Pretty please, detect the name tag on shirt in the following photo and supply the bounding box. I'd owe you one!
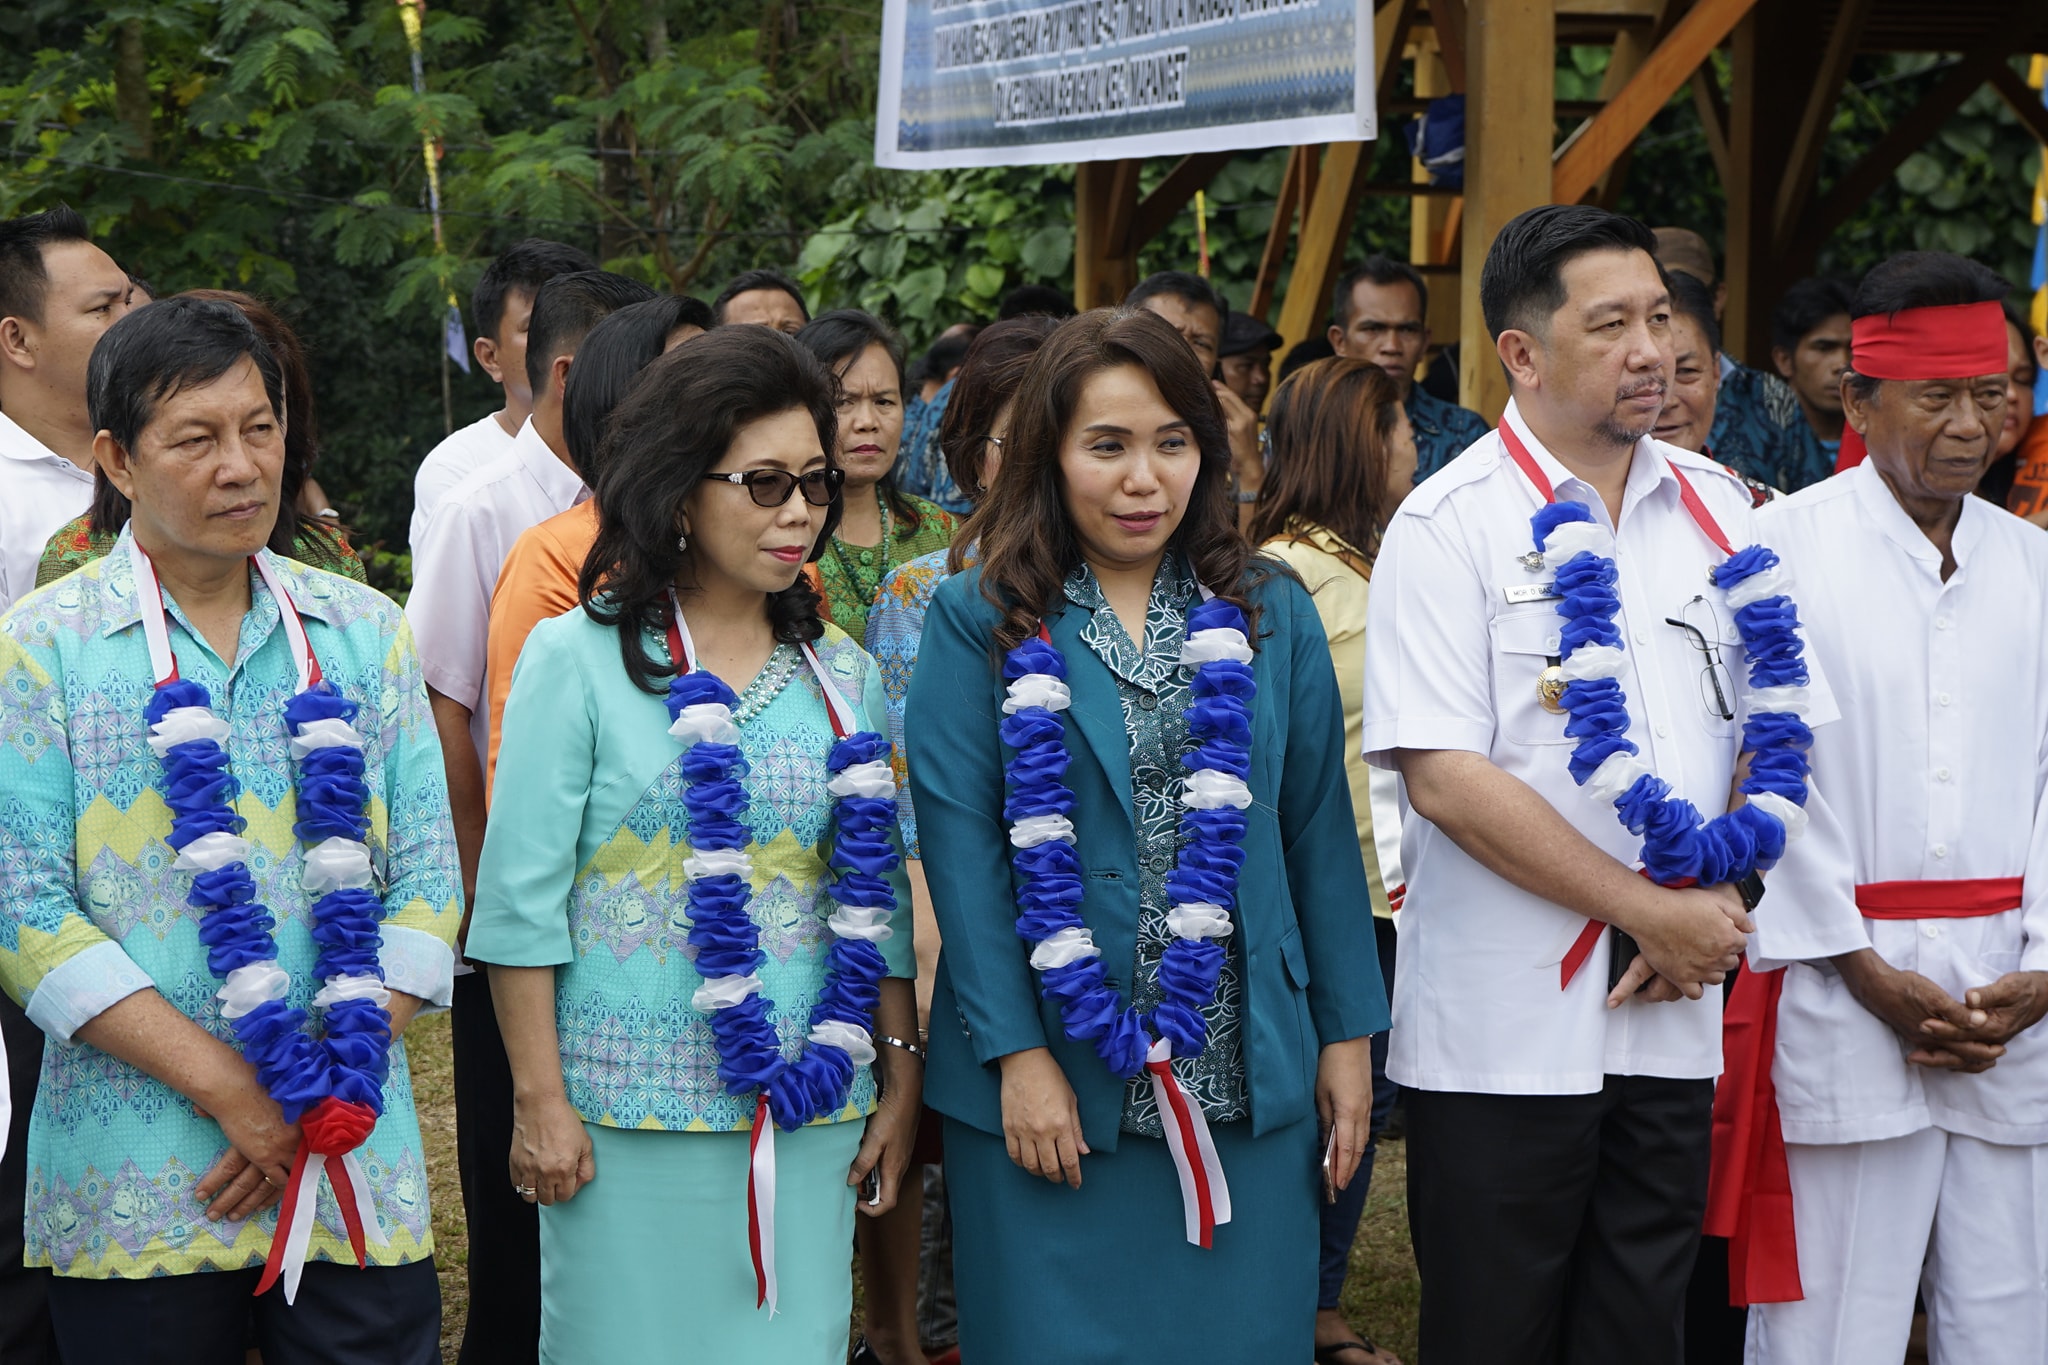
[1503,583,1561,604]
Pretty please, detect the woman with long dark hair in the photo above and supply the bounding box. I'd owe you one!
[467,326,921,1362]
[1248,356,1417,1365]
[906,309,1386,1362]
[34,288,365,586]
[795,309,958,643]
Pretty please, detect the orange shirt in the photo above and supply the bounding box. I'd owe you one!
[2007,414,2048,521]
[484,499,599,794]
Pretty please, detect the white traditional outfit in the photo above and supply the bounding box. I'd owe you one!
[1362,398,1853,1363]
[1729,456,2048,1364]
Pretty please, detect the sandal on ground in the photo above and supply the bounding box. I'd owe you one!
[1314,1339,1402,1365]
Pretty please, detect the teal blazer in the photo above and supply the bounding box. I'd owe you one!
[905,564,1388,1148]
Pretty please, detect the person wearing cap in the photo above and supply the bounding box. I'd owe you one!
[1218,311,1281,412]
[1327,256,1491,483]
[1714,250,2048,1363]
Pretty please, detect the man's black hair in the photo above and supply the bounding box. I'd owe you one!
[1124,270,1224,323]
[712,269,809,325]
[0,203,92,326]
[913,328,979,385]
[471,238,599,346]
[562,294,708,481]
[1331,255,1430,328]
[1277,335,1335,385]
[1768,276,1857,357]
[524,270,658,396]
[1479,204,1659,341]
[1844,252,2009,401]
[998,283,1077,320]
[1662,267,1722,356]
[87,295,285,456]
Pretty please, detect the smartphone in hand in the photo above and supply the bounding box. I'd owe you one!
[1321,1126,1339,1204]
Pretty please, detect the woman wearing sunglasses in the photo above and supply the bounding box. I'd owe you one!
[468,326,921,1363]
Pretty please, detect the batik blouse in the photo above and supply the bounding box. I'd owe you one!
[468,609,916,1132]
[808,493,957,647]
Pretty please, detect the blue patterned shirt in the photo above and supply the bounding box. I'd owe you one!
[1708,363,1837,494]
[468,612,916,1133]
[0,534,461,1278]
[894,378,972,515]
[1408,385,1494,482]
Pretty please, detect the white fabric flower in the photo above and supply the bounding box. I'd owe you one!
[668,703,740,746]
[147,706,230,755]
[1542,520,1610,567]
[312,973,393,1010]
[1744,685,1813,718]
[302,837,374,894]
[1583,750,1652,804]
[174,831,252,873]
[1009,814,1076,848]
[692,973,764,1011]
[826,759,896,800]
[1029,926,1100,970]
[288,717,366,758]
[1181,770,1253,810]
[684,848,753,880]
[1166,902,1236,941]
[1559,643,1628,681]
[1722,563,1791,610]
[1746,789,1809,841]
[807,1019,877,1066]
[827,903,894,942]
[1003,673,1072,714]
[1179,628,1253,666]
[217,961,291,1019]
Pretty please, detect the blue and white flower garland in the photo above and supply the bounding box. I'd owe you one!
[999,592,1252,1247]
[663,592,897,1312]
[135,544,390,1306]
[1509,438,1813,925]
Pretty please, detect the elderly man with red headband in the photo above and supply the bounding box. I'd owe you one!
[1709,250,2048,1364]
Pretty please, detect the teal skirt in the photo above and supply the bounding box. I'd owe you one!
[538,1119,864,1364]
[944,1113,1318,1364]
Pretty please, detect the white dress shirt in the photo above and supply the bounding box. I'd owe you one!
[1362,398,1847,1095]
[1757,460,2048,1147]
[0,410,94,612]
[409,411,517,557]
[405,418,584,778]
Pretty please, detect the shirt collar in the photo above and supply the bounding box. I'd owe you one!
[0,409,90,478]
[1499,398,1677,520]
[96,525,344,640]
[1846,453,1985,572]
[512,416,588,509]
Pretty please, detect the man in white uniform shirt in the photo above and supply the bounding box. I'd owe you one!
[408,238,596,554]
[0,202,133,1365]
[1363,205,1852,1363]
[403,266,650,1365]
[1724,253,2048,1363]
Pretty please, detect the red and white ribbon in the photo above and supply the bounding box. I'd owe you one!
[1143,1038,1231,1248]
[254,1098,387,1304]
[747,1095,778,1314]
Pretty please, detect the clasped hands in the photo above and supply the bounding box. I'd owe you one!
[1605,881,1753,1008]
[1833,949,2048,1073]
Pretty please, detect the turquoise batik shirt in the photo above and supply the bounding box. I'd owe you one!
[1062,556,1249,1136]
[866,544,979,860]
[0,532,461,1278]
[468,608,915,1133]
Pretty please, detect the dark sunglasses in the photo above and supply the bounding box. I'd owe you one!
[701,468,844,508]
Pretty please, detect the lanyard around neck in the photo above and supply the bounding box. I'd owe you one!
[130,539,322,693]
[1498,417,1734,558]
[666,588,854,739]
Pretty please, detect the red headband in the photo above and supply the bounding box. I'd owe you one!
[1850,300,2008,381]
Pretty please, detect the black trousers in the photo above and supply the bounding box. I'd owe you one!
[1407,1074,1714,1365]
[49,1257,440,1365]
[0,994,54,1365]
[451,967,539,1364]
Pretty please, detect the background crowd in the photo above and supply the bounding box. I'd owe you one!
[0,183,2044,1365]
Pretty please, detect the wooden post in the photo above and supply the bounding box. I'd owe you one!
[1073,159,1142,312]
[1274,142,1370,360]
[1250,147,1313,321]
[1459,0,1554,420]
[1410,32,1462,355]
[1724,6,1806,363]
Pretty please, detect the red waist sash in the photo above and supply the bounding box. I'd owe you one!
[1705,876,2026,1306]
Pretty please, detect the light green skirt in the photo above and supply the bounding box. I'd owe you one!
[538,1119,865,1364]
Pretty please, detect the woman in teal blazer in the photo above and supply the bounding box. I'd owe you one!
[906,308,1388,1364]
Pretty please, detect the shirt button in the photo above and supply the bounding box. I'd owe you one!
[1934,616,1951,630]
[1138,692,1159,711]
[1938,692,1953,706]
[1145,852,1169,873]
[1545,635,1561,652]
[1635,629,1650,645]
[1922,923,1941,940]
[1936,768,1952,782]
[1933,844,1949,859]
[1656,723,1670,738]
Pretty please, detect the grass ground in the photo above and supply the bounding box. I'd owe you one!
[409,1008,1424,1361]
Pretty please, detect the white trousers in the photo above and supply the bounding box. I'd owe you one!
[1746,1128,2048,1365]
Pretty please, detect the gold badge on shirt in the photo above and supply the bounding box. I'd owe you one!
[1537,664,1568,714]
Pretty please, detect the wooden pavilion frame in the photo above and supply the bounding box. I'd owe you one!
[1070,0,2048,419]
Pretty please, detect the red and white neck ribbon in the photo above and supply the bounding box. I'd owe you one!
[131,541,321,691]
[256,1097,389,1304]
[746,1095,779,1314]
[1143,1037,1231,1248]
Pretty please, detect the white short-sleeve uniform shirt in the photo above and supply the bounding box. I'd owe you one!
[1362,399,1846,1096]
[404,418,584,779]
[0,411,94,612]
[409,411,517,558]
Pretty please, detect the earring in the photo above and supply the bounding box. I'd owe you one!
[676,532,689,552]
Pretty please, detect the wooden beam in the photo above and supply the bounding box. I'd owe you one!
[1787,46,2013,268]
[1250,147,1311,321]
[1461,0,1555,419]
[1377,0,1422,108]
[1128,152,1235,256]
[1552,0,1760,206]
[1588,0,1676,209]
[1275,141,1370,364]
[1770,0,1874,254]
[1990,61,2048,146]
[1073,159,1143,312]
[1689,66,1731,188]
[1725,5,1806,361]
[1429,0,1468,91]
